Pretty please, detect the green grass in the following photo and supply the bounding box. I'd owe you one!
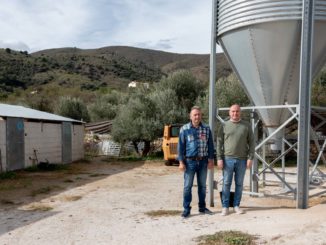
[102,154,163,162]
[196,231,258,245]
[25,163,69,172]
[0,171,17,180]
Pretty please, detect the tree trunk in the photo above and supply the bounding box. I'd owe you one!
[132,141,140,156]
[142,140,151,157]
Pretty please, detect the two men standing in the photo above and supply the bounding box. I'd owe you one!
[178,104,254,217]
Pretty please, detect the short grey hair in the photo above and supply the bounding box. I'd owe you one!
[190,106,201,112]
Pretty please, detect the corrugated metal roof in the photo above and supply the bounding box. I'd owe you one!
[85,120,112,134]
[0,103,83,123]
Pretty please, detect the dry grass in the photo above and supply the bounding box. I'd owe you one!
[0,199,15,205]
[62,195,82,202]
[196,230,258,245]
[30,185,63,197]
[145,210,181,217]
[309,195,326,206]
[89,173,109,178]
[63,179,75,183]
[0,178,32,191]
[24,203,53,212]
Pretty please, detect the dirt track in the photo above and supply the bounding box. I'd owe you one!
[0,158,326,245]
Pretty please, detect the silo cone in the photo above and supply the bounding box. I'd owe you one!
[217,0,326,150]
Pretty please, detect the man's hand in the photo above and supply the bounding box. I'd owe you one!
[247,160,253,169]
[217,160,223,170]
[179,161,186,171]
[207,159,214,170]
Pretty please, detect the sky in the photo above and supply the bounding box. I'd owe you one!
[0,0,222,54]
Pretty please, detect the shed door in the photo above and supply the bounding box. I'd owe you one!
[62,122,72,164]
[6,118,25,170]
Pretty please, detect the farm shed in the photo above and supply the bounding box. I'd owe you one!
[0,103,84,172]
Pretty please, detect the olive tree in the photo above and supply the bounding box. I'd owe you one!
[111,70,203,156]
[88,90,127,121]
[195,73,250,121]
[312,68,326,106]
[149,87,188,125]
[55,96,90,122]
[216,73,250,108]
[157,70,204,112]
[111,89,160,156]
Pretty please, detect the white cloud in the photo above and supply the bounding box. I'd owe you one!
[106,0,214,53]
[0,0,91,51]
[0,0,221,54]
[0,40,30,51]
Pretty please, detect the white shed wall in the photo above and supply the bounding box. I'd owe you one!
[0,120,6,172]
[72,124,84,161]
[24,122,62,167]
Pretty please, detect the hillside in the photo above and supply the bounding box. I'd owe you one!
[0,46,231,106]
[32,46,231,86]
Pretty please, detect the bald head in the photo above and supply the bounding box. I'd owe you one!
[229,104,241,122]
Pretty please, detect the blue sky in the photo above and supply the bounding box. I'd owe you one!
[0,0,221,54]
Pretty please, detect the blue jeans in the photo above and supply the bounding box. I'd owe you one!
[221,158,247,208]
[183,159,208,212]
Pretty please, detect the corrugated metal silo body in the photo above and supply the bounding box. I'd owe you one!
[6,118,25,171]
[0,104,85,172]
[217,0,326,148]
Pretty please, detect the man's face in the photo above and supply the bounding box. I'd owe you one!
[229,105,241,122]
[190,109,202,127]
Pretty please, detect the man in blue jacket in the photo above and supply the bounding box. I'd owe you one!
[178,106,215,218]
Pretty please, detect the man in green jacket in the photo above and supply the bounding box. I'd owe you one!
[217,104,254,216]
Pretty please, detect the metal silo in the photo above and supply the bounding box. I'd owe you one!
[216,0,326,149]
[208,0,326,209]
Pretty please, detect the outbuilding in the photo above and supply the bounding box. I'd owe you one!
[0,103,84,172]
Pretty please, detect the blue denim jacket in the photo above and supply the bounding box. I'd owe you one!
[177,122,214,161]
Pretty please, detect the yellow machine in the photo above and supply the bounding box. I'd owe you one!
[162,124,182,165]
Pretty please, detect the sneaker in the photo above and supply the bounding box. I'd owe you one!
[221,207,229,216]
[181,210,190,218]
[234,206,244,214]
[199,208,213,215]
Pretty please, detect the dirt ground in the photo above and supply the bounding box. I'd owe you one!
[0,158,326,245]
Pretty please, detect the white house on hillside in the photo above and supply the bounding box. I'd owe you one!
[128,81,149,89]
